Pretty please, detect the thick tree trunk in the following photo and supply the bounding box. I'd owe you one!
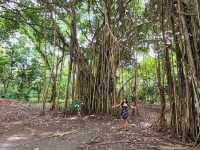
[64,57,72,111]
[92,0,117,113]
[168,0,200,141]
[164,47,176,134]
[41,71,50,115]
[50,75,57,110]
[50,61,60,110]
[69,7,94,114]
[161,0,175,133]
[156,51,166,129]
[171,12,187,137]
[71,64,76,101]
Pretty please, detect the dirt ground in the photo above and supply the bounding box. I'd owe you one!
[0,99,193,150]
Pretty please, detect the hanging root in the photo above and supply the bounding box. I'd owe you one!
[152,117,168,132]
[195,132,200,146]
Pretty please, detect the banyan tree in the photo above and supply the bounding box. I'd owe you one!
[148,0,200,142]
[65,0,144,114]
[1,0,200,143]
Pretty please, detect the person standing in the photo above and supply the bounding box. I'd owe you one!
[112,98,133,131]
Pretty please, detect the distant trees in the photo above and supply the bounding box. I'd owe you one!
[0,35,45,100]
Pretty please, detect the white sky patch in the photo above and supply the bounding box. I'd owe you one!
[25,42,34,50]
[137,45,156,62]
[144,0,150,4]
[149,45,156,57]
[31,0,40,6]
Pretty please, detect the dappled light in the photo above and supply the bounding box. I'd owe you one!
[7,135,27,141]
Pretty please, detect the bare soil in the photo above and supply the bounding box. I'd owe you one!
[0,99,193,150]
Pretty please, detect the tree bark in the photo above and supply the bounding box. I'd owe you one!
[156,51,166,129]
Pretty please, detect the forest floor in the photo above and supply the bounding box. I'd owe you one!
[0,99,194,150]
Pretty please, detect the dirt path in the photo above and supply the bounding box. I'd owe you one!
[0,99,192,150]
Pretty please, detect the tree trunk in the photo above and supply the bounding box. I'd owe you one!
[92,0,117,113]
[161,0,175,133]
[169,0,200,141]
[156,51,167,129]
[165,47,176,134]
[41,70,50,115]
[64,57,72,111]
